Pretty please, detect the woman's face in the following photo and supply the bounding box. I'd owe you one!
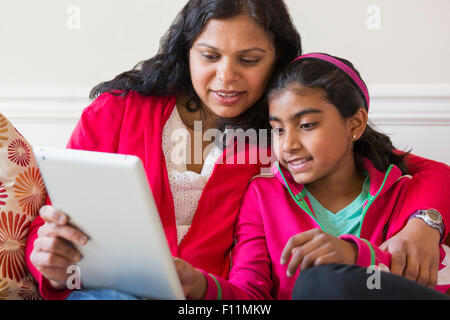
[189,15,276,119]
[269,87,357,187]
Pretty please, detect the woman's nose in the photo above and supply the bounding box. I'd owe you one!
[216,59,239,83]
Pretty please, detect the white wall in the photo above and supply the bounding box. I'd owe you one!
[1,0,449,163]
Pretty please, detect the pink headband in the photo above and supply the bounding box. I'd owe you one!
[291,53,370,111]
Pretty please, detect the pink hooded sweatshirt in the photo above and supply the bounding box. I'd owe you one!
[201,158,450,299]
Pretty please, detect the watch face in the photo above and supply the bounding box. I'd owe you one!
[425,209,442,224]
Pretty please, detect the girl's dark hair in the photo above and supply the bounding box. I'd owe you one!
[267,55,410,174]
[89,0,301,131]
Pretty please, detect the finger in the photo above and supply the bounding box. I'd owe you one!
[30,250,73,270]
[299,242,332,272]
[389,250,407,276]
[173,258,188,274]
[281,228,321,265]
[286,236,325,276]
[313,252,339,267]
[416,262,431,287]
[429,260,439,288]
[34,236,83,262]
[379,239,390,251]
[38,223,88,246]
[286,244,317,277]
[39,205,68,225]
[38,266,71,288]
[403,254,420,282]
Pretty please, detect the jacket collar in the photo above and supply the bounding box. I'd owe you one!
[271,156,403,200]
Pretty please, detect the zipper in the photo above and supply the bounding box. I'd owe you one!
[276,162,323,229]
[276,161,396,238]
[355,164,395,238]
[294,189,314,217]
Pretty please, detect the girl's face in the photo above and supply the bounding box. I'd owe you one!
[189,15,276,119]
[269,86,361,187]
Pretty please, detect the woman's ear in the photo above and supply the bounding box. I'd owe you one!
[349,108,368,140]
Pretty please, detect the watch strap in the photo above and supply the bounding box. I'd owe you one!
[409,209,445,242]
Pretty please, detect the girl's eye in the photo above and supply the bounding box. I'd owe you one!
[299,122,317,130]
[272,127,285,135]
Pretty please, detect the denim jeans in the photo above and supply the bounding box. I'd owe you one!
[66,289,142,300]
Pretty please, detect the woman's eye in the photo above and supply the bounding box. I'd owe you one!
[240,57,260,64]
[300,122,317,130]
[202,53,219,61]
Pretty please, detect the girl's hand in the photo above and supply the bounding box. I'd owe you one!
[280,228,357,277]
[174,258,207,300]
[29,205,88,290]
[380,217,441,288]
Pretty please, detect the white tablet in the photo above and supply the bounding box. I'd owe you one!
[33,146,185,300]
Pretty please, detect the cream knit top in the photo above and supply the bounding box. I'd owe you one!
[162,106,222,245]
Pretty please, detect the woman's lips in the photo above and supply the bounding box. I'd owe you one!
[211,90,245,106]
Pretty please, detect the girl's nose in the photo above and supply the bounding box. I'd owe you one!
[216,59,239,83]
[283,130,301,154]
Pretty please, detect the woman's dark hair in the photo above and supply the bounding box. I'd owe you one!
[267,55,410,174]
[89,0,301,131]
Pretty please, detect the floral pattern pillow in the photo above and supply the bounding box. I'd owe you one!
[0,113,46,300]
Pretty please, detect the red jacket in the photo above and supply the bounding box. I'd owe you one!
[25,91,450,299]
[25,91,264,299]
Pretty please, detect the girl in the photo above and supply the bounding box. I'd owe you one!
[175,53,450,299]
[25,0,448,298]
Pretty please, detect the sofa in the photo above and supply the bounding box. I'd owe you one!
[0,113,45,299]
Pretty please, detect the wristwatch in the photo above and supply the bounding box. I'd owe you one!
[410,209,445,241]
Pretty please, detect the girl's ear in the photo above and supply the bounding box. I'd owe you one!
[349,108,368,141]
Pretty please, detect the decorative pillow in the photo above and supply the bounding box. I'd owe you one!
[0,113,46,300]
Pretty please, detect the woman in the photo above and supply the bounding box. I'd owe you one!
[26,0,449,300]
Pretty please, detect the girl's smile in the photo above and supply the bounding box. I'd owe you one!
[285,156,314,174]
